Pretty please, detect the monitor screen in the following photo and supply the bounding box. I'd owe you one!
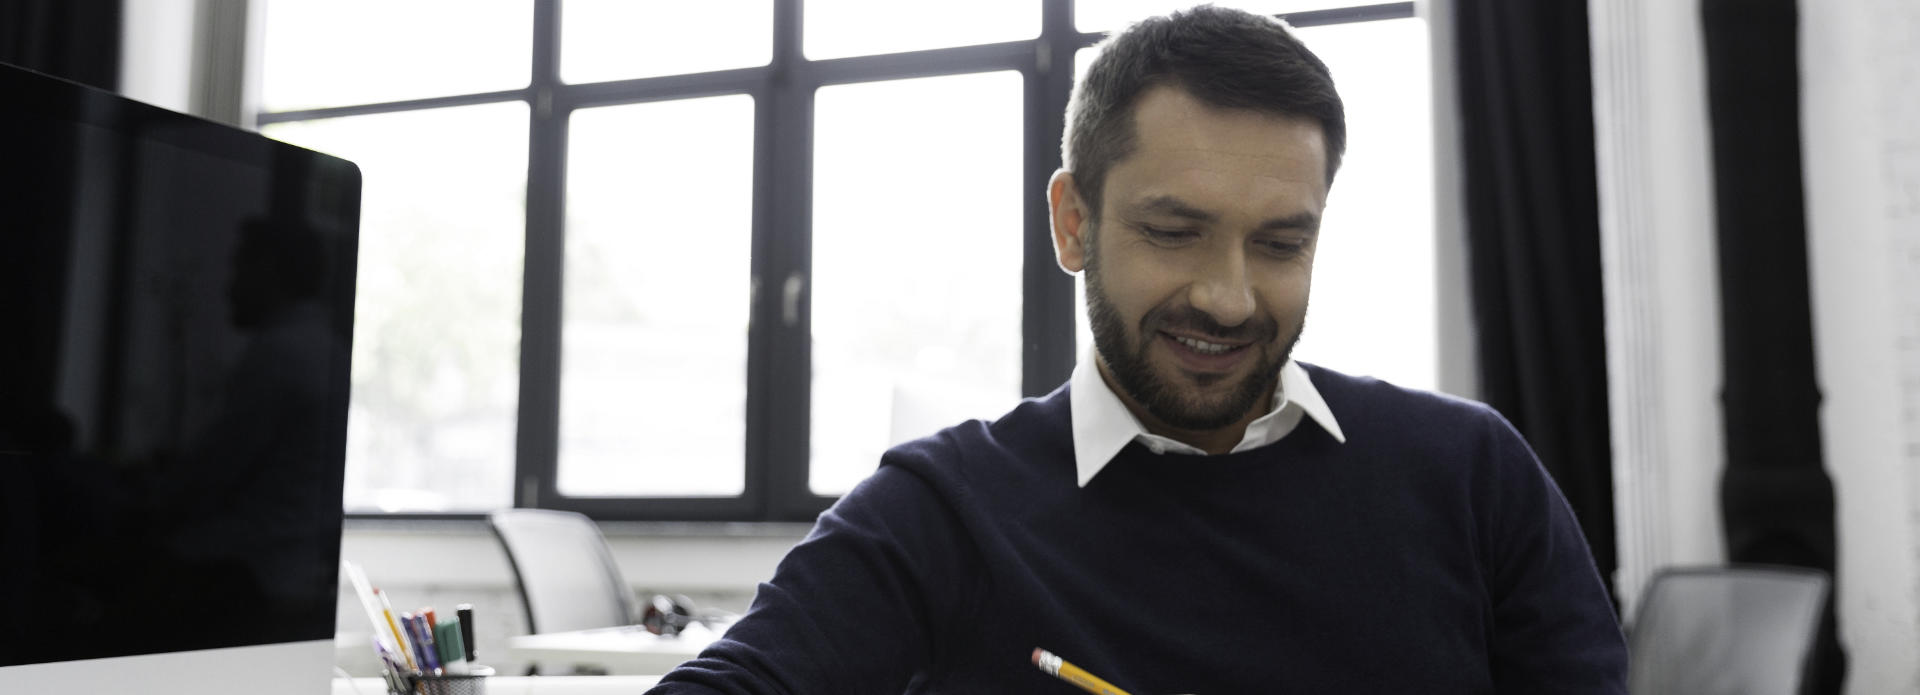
[0,62,360,693]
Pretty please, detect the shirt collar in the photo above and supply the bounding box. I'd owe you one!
[1068,350,1345,488]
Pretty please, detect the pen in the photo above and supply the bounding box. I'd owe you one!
[373,640,407,693]
[344,562,396,656]
[1033,648,1133,695]
[376,588,417,672]
[407,613,442,675]
[456,604,477,662]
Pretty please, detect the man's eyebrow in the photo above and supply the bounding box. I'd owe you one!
[1130,195,1218,223]
[1129,195,1319,232]
[1255,211,1320,234]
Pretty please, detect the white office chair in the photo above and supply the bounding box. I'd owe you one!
[1627,565,1829,695]
[487,508,635,636]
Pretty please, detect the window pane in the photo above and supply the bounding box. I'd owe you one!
[560,96,755,497]
[560,0,772,84]
[262,103,529,512]
[260,1,531,111]
[1287,18,1434,389]
[811,72,1024,495]
[805,0,1038,60]
[1070,19,1437,391]
[1076,0,1360,33]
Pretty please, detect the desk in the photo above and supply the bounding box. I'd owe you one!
[504,623,722,676]
[333,675,660,694]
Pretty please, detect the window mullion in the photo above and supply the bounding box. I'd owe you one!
[518,0,565,509]
[762,0,830,521]
[1024,0,1079,398]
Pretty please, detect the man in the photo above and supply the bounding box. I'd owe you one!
[649,6,1627,693]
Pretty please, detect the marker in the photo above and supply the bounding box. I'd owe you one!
[1032,648,1133,695]
[375,589,416,672]
[436,620,471,675]
[422,607,439,654]
[407,613,442,675]
[456,604,477,662]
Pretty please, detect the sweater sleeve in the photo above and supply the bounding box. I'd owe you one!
[1480,410,1629,694]
[645,447,976,695]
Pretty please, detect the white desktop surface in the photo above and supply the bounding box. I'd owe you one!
[0,640,335,695]
[505,623,720,676]
[333,675,660,694]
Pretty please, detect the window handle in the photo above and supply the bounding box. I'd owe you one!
[782,272,805,328]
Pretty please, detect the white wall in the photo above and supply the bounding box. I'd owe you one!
[1423,0,1479,402]
[1598,0,1920,689]
[119,0,198,112]
[118,0,254,126]
[1801,0,1920,692]
[1589,0,1729,619]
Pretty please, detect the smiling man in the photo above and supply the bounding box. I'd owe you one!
[1064,84,1325,457]
[648,6,1627,694]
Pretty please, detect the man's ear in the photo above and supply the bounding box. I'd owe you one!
[1048,169,1092,274]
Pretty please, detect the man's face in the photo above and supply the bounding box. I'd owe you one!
[1060,86,1327,432]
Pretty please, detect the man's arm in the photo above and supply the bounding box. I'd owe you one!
[1480,411,1630,693]
[646,451,977,695]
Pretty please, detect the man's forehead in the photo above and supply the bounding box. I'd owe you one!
[1102,91,1329,218]
[1126,86,1327,166]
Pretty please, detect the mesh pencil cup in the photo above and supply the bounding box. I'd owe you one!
[386,665,494,695]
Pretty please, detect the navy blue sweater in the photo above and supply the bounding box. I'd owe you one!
[650,366,1627,694]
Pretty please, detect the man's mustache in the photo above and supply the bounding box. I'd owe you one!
[1142,305,1279,344]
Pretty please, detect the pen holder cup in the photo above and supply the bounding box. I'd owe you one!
[386,666,494,695]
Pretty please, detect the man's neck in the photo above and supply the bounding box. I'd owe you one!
[1095,357,1273,455]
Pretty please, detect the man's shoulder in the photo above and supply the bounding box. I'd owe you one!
[1301,362,1492,413]
[1298,362,1513,443]
[877,386,1072,484]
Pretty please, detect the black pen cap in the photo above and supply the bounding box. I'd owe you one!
[456,603,476,662]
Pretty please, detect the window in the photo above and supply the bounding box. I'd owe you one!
[810,71,1026,495]
[804,0,1038,59]
[260,103,529,512]
[254,0,1430,520]
[559,96,758,498]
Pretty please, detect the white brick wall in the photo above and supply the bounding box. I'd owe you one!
[1803,0,1920,691]
[1879,0,1920,670]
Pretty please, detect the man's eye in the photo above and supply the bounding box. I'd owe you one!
[1260,240,1306,256]
[1140,226,1197,243]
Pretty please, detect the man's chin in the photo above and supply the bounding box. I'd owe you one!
[1147,399,1255,432]
[1141,374,1256,429]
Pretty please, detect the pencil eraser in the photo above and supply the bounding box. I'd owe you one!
[1031,648,1042,665]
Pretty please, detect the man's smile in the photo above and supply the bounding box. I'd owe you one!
[1158,330,1258,373]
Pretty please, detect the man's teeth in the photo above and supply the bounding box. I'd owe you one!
[1174,335,1238,355]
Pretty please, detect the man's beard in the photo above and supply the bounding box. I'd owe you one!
[1084,232,1302,431]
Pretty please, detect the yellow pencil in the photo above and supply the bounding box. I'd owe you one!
[1032,648,1134,695]
[376,588,417,672]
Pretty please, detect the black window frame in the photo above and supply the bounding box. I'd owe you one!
[255,0,1416,522]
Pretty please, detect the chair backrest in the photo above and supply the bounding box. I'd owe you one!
[488,509,635,635]
[1628,565,1829,695]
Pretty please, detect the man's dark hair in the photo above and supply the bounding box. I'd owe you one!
[1064,5,1346,222]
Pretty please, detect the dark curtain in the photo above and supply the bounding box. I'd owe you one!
[1451,0,1618,604]
[1700,0,1844,692]
[0,0,122,91]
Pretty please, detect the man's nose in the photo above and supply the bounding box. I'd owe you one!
[1188,248,1257,329]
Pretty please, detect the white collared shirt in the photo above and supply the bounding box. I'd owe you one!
[1068,350,1346,487]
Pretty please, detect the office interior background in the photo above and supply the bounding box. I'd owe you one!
[5,0,1916,691]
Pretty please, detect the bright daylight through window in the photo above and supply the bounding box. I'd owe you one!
[255,0,1436,517]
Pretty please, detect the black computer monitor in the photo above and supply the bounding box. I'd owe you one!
[0,62,361,694]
